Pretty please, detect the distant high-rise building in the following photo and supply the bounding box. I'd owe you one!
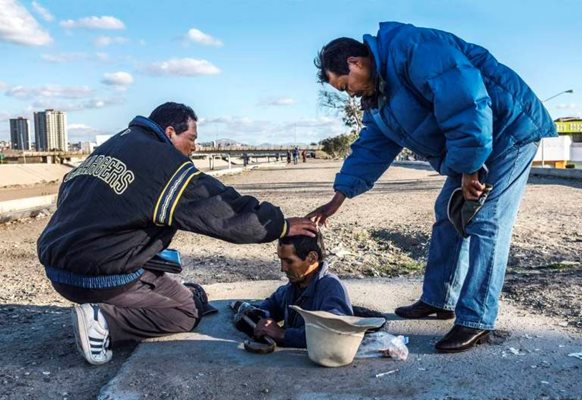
[9,117,31,150]
[33,109,68,151]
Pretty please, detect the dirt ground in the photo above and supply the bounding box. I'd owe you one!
[0,160,580,399]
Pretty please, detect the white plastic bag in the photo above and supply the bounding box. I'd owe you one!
[355,331,409,361]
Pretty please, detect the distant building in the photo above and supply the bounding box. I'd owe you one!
[533,117,582,167]
[81,141,96,153]
[555,117,582,142]
[68,142,81,152]
[9,117,31,150]
[33,109,68,151]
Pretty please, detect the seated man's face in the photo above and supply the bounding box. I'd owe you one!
[277,244,318,285]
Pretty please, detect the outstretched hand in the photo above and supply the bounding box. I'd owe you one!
[306,192,346,227]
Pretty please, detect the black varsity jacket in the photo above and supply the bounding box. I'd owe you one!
[37,116,287,288]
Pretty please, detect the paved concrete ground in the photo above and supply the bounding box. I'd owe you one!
[99,279,581,400]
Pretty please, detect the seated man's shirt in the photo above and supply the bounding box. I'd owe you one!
[255,261,352,348]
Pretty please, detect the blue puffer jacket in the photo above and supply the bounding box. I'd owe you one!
[334,22,557,198]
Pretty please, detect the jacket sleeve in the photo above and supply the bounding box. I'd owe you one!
[153,163,286,243]
[333,112,402,198]
[258,286,307,348]
[255,285,287,322]
[282,277,353,348]
[406,41,493,175]
[314,277,354,316]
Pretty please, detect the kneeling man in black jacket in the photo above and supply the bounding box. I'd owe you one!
[37,102,316,365]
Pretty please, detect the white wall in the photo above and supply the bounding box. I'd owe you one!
[571,143,582,162]
[533,136,572,161]
[0,164,72,187]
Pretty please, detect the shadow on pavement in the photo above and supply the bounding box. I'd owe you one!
[0,304,136,400]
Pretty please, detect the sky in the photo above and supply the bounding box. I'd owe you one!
[1,0,581,145]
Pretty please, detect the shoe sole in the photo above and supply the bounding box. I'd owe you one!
[435,311,455,320]
[435,332,490,353]
[395,310,455,320]
[71,306,108,366]
[71,306,91,363]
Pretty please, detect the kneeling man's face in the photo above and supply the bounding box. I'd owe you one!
[277,244,318,285]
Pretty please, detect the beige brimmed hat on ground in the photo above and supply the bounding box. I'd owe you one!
[290,305,385,367]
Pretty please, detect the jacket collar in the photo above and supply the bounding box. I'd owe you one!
[360,22,407,110]
[129,116,173,145]
[361,34,384,110]
[294,260,330,299]
[364,21,406,72]
[363,34,382,78]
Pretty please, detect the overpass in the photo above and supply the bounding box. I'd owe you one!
[194,147,321,169]
[0,146,322,165]
[195,146,320,155]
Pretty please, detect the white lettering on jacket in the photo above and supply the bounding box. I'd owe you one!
[64,155,135,194]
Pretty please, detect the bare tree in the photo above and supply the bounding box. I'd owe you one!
[318,89,363,134]
[318,88,421,162]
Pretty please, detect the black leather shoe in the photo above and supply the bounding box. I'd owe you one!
[435,325,490,353]
[394,300,454,320]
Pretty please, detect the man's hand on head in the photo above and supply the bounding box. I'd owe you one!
[254,318,285,343]
[286,217,317,237]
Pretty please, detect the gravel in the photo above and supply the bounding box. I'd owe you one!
[0,160,580,399]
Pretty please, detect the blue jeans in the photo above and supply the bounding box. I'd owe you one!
[421,141,539,330]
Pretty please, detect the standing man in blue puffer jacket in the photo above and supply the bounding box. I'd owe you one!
[308,22,556,353]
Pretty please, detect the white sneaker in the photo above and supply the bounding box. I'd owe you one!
[71,303,112,365]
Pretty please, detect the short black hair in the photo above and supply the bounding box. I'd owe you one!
[279,231,325,262]
[149,102,198,135]
[314,37,370,83]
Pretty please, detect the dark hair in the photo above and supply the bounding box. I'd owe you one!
[149,102,198,135]
[279,231,325,262]
[314,37,369,83]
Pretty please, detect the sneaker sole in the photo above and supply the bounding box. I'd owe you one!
[71,305,108,366]
[71,306,89,362]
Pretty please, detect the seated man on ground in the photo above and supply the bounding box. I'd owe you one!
[238,233,353,348]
